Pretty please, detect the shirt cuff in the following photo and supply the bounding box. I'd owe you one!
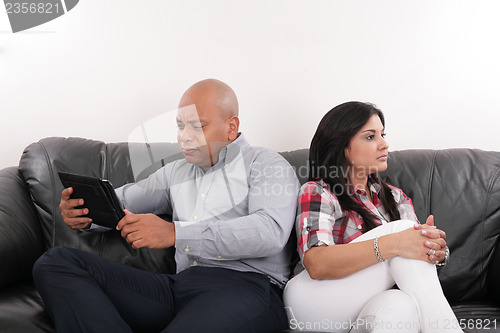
[311,240,328,247]
[174,221,203,257]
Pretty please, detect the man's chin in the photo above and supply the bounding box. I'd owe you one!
[183,154,197,164]
[183,154,210,170]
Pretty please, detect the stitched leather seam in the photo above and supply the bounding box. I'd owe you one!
[99,143,109,257]
[481,159,500,284]
[37,139,57,248]
[427,150,440,216]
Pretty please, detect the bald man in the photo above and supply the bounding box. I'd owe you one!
[33,79,300,332]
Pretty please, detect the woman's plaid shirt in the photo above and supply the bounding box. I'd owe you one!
[296,178,418,262]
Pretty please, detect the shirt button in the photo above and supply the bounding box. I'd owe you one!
[200,193,205,198]
[224,164,229,168]
[217,255,222,259]
[193,260,198,266]
[184,247,190,253]
[357,225,362,230]
[193,216,198,220]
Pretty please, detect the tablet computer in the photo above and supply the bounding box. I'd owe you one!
[58,172,125,228]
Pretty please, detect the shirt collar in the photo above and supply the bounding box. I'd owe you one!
[315,175,382,197]
[213,132,248,168]
[350,175,381,196]
[368,176,382,194]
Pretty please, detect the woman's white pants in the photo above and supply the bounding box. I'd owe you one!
[283,220,462,333]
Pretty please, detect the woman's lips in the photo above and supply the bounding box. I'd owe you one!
[377,154,388,161]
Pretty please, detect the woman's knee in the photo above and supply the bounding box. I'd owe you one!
[353,219,417,243]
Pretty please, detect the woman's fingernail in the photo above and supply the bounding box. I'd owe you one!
[426,241,431,246]
[422,230,427,235]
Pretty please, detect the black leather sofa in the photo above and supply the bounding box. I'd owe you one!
[1,137,500,333]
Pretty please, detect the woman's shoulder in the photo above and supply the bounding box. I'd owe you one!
[299,179,339,201]
[297,179,343,215]
[300,179,328,193]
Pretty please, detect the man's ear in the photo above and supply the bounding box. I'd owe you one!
[228,116,240,141]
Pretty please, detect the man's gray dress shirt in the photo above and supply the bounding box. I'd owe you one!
[110,134,299,288]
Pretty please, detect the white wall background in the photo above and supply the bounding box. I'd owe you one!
[1,0,499,170]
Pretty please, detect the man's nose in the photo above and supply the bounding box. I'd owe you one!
[178,127,194,142]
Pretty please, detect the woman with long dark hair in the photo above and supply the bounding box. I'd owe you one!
[283,102,462,333]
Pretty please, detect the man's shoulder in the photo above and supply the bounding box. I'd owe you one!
[243,146,299,185]
[160,158,196,180]
[166,158,189,169]
[244,144,290,164]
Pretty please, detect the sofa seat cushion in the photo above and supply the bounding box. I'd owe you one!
[451,302,500,333]
[0,282,53,333]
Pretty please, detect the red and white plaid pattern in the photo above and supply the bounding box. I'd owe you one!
[296,178,418,261]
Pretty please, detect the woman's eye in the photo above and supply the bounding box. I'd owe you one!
[367,135,374,140]
[177,124,185,130]
[194,126,204,130]
[381,133,387,138]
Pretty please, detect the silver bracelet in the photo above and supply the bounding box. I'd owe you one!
[436,246,450,267]
[374,237,384,262]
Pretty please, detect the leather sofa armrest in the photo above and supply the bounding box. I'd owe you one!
[0,167,44,288]
[487,237,500,304]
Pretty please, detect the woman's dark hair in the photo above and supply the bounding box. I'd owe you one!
[308,101,400,231]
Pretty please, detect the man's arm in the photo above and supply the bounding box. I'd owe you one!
[111,163,175,246]
[79,164,174,233]
[174,152,299,260]
[114,164,173,216]
[117,209,175,249]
